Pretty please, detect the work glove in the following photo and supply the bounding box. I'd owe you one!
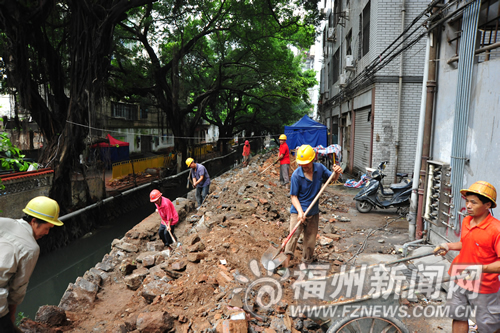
[461,264,483,281]
[433,243,449,256]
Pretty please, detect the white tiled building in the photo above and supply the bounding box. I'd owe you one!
[318,0,428,181]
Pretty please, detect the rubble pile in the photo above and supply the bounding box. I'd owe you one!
[19,153,358,333]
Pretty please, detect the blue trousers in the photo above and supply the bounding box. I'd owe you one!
[158,224,176,246]
[196,185,210,207]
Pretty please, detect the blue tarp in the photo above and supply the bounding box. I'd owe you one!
[284,115,328,152]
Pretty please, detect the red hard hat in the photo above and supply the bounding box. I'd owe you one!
[245,140,249,145]
[150,189,162,202]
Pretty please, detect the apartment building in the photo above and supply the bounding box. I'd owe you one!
[318,0,428,181]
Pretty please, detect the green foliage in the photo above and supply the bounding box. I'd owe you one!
[15,311,28,326]
[0,132,31,172]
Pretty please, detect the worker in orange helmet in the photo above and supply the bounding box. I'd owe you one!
[434,181,500,333]
[150,189,179,251]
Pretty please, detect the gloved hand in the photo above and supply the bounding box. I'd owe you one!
[461,264,483,280]
[433,243,449,256]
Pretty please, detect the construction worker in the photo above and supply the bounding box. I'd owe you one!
[150,189,179,251]
[282,145,342,268]
[0,196,64,333]
[278,134,290,187]
[242,140,251,167]
[434,181,500,333]
[186,158,211,207]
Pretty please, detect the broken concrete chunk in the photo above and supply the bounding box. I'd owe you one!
[114,241,139,253]
[58,282,98,311]
[146,240,164,252]
[188,242,206,252]
[171,260,187,271]
[141,280,171,303]
[119,258,137,276]
[185,233,201,246]
[35,305,67,326]
[75,277,98,294]
[187,252,208,263]
[215,271,233,287]
[136,311,174,333]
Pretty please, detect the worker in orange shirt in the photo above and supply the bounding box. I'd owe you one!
[434,181,500,333]
[278,134,290,188]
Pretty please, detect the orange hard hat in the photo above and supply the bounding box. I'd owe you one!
[150,189,162,202]
[460,181,497,208]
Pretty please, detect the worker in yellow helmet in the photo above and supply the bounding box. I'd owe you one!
[0,196,64,332]
[186,158,211,207]
[434,181,500,333]
[277,134,290,188]
[282,145,342,269]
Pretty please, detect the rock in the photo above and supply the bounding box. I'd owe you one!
[259,198,269,205]
[304,319,320,330]
[113,240,139,253]
[188,242,206,252]
[324,233,342,241]
[270,317,287,332]
[216,319,248,333]
[58,281,98,311]
[229,293,243,308]
[149,265,168,280]
[18,318,60,332]
[186,233,201,245]
[96,255,115,272]
[119,258,137,276]
[35,305,67,326]
[136,311,174,333]
[171,260,187,271]
[123,267,149,290]
[198,274,209,283]
[338,216,351,222]
[187,252,208,262]
[319,236,334,246]
[83,268,103,286]
[378,239,385,243]
[137,252,157,267]
[159,263,183,279]
[225,212,242,220]
[274,301,288,314]
[141,280,171,303]
[75,277,98,294]
[216,271,233,287]
[236,202,258,216]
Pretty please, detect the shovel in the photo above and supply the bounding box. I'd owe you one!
[167,227,181,249]
[260,159,279,175]
[261,170,338,271]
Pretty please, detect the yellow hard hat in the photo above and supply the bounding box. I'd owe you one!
[279,134,287,140]
[185,157,194,167]
[22,196,64,226]
[296,145,315,165]
[460,181,497,208]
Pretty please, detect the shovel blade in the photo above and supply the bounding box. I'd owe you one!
[261,245,287,271]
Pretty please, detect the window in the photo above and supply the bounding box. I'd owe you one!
[112,102,138,120]
[140,106,148,119]
[361,1,371,57]
[328,63,332,87]
[346,30,352,55]
[333,49,340,84]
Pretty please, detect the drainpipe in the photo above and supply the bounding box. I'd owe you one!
[417,28,438,240]
[394,0,406,183]
[408,36,431,241]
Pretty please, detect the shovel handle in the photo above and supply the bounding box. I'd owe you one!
[272,171,338,260]
[167,228,177,243]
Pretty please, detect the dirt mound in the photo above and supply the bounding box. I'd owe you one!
[20,152,401,333]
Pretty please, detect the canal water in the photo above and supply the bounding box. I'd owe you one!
[17,152,238,319]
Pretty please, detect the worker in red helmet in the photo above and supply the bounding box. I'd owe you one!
[150,190,179,250]
[242,140,251,167]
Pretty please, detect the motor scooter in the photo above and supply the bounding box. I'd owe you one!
[353,161,412,215]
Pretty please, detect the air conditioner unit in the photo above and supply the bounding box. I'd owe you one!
[341,9,350,19]
[327,27,336,42]
[339,73,347,87]
[345,55,355,70]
